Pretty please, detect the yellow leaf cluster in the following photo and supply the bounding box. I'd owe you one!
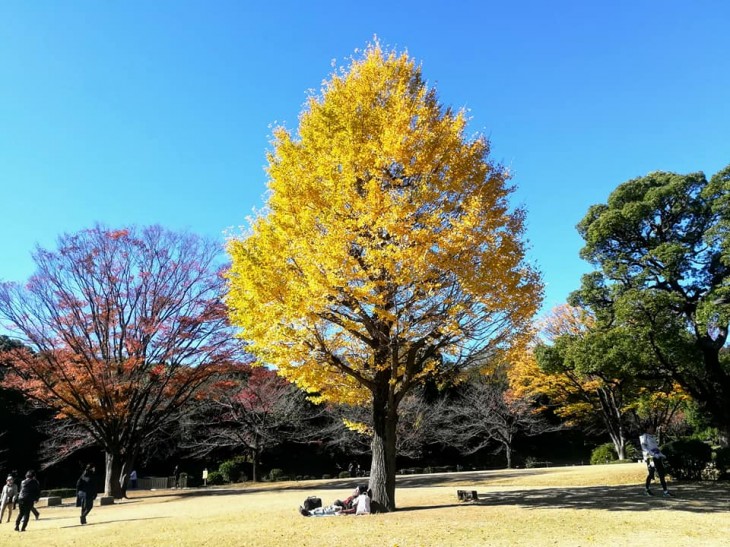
[226,44,542,404]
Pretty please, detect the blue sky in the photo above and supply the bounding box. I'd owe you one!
[1,1,728,316]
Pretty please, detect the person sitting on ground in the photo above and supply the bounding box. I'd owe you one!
[300,486,372,517]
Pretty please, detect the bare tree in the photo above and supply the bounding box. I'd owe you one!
[436,374,558,468]
[181,364,319,481]
[324,389,442,462]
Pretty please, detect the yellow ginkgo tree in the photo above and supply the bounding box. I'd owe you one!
[226,43,542,511]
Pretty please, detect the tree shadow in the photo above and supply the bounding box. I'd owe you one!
[469,482,730,514]
[119,474,730,517]
[125,469,552,500]
[59,516,170,528]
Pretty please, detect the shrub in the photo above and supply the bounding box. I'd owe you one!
[219,457,248,483]
[338,471,351,479]
[624,444,639,460]
[590,443,617,465]
[662,439,712,480]
[712,446,730,480]
[321,474,332,480]
[206,470,225,486]
[266,468,287,482]
[40,488,76,498]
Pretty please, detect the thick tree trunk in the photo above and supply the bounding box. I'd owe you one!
[369,385,398,512]
[104,451,125,499]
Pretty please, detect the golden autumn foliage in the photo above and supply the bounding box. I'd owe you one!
[226,43,542,509]
[509,305,689,457]
[226,44,541,403]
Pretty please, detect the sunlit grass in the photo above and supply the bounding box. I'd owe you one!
[8,463,729,546]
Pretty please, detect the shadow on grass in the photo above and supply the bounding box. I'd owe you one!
[121,472,730,516]
[469,482,730,514]
[127,468,556,502]
[59,516,170,529]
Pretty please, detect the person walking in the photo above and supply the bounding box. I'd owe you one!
[76,464,98,525]
[0,475,18,523]
[14,470,40,532]
[10,470,38,520]
[640,427,671,497]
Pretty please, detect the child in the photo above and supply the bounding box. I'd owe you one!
[1,476,18,523]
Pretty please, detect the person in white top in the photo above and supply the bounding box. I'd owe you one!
[0,476,18,523]
[355,490,371,515]
[639,426,671,497]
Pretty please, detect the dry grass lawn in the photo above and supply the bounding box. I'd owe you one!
[3,463,729,546]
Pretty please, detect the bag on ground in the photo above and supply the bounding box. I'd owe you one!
[303,496,322,510]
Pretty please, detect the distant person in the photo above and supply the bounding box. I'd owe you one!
[129,470,138,490]
[1,475,18,523]
[640,427,671,497]
[76,464,98,525]
[173,465,180,489]
[14,470,40,532]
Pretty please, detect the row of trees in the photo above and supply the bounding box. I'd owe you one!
[0,42,727,512]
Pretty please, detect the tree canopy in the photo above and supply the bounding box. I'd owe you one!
[226,43,542,510]
[0,225,237,497]
[571,165,730,443]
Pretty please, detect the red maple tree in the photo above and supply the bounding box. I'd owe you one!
[0,225,237,498]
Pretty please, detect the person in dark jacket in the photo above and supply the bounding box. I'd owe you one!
[14,470,40,532]
[76,464,98,525]
[10,470,39,520]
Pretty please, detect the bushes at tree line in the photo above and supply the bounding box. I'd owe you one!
[219,456,248,483]
[40,488,76,498]
[265,468,288,482]
[589,443,638,465]
[713,446,730,480]
[662,439,712,480]
[590,443,617,465]
[205,470,225,486]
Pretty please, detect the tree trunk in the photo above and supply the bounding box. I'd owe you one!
[104,451,125,499]
[503,442,513,469]
[597,387,627,459]
[369,384,398,512]
[252,448,259,482]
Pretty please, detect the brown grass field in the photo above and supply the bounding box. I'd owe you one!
[2,463,728,546]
